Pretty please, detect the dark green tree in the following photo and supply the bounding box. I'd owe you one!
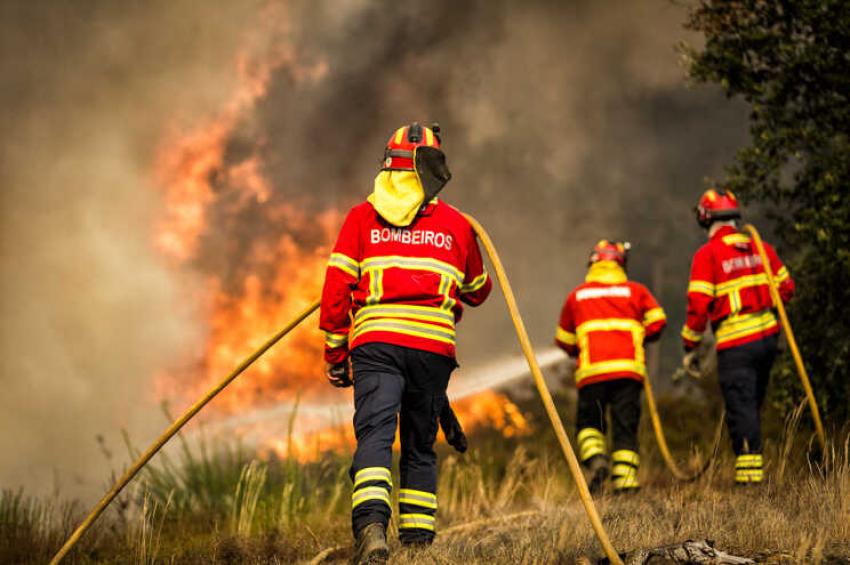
[684,0,850,420]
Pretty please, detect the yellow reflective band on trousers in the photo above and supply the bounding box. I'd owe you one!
[577,428,606,462]
[398,488,437,510]
[352,486,391,509]
[735,454,763,483]
[611,449,639,490]
[353,467,392,489]
[715,310,778,345]
[398,513,435,531]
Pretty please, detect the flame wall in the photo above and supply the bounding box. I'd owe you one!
[0,0,747,499]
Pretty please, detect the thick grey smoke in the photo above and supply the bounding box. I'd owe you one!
[0,0,746,499]
[0,1,262,499]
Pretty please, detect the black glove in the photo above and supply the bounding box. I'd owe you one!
[439,403,468,453]
[326,361,352,388]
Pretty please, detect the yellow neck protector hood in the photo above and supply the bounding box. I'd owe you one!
[368,170,424,227]
[585,261,628,284]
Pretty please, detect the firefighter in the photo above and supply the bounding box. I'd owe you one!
[555,240,667,493]
[319,122,491,564]
[682,188,794,485]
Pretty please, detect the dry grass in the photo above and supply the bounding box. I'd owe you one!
[1,395,848,564]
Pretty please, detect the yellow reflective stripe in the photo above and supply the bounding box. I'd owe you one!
[642,307,666,326]
[361,256,463,285]
[687,280,716,296]
[735,469,763,482]
[460,272,489,293]
[437,274,456,311]
[399,489,437,510]
[715,311,777,342]
[424,127,434,146]
[352,486,391,509]
[729,288,742,313]
[612,464,638,478]
[555,326,577,346]
[365,268,384,305]
[324,332,348,348]
[722,234,751,246]
[612,449,640,467]
[352,319,456,345]
[681,325,703,343]
[328,252,360,278]
[398,513,435,531]
[577,428,605,443]
[353,467,392,489]
[577,318,643,334]
[775,266,790,282]
[716,273,770,295]
[735,455,763,469]
[394,127,405,144]
[354,304,455,326]
[612,475,640,489]
[578,428,606,461]
[576,360,646,382]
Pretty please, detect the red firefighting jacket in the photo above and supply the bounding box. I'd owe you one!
[320,199,492,364]
[555,262,667,388]
[682,225,794,351]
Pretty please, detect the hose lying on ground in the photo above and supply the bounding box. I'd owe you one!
[743,224,826,453]
[52,216,624,565]
[466,214,623,565]
[643,372,725,482]
[49,300,321,564]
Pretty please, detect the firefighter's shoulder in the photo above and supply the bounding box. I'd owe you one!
[690,240,715,265]
[433,200,476,234]
[625,280,653,296]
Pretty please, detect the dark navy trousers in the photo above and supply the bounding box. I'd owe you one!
[717,333,779,455]
[349,343,455,543]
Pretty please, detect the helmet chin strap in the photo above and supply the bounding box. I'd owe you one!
[707,219,738,237]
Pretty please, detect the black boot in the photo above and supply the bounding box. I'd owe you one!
[585,455,610,494]
[352,523,389,565]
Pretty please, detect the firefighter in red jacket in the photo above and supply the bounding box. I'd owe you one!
[555,241,667,492]
[319,123,491,563]
[682,189,794,484]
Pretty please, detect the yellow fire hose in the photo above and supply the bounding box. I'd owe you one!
[643,373,725,482]
[743,224,827,453]
[51,216,623,565]
[49,300,321,564]
[465,214,623,564]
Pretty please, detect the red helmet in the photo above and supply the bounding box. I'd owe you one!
[382,122,441,171]
[695,188,741,228]
[381,122,451,201]
[589,239,630,266]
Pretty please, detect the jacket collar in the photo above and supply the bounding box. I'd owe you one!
[710,224,739,241]
[585,261,628,284]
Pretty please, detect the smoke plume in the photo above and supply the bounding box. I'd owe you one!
[0,0,746,499]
